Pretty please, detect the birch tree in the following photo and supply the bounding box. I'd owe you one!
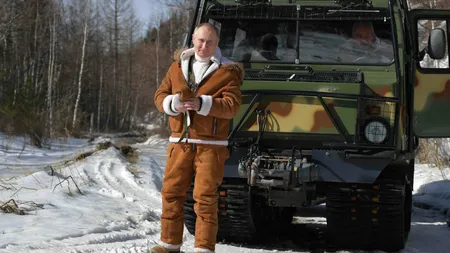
[47,1,57,139]
[120,10,139,130]
[72,0,91,130]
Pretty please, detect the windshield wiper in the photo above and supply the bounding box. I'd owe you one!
[312,55,342,62]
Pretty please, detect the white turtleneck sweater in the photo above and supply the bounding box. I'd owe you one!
[191,53,212,84]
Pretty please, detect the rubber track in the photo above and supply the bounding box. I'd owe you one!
[326,178,406,251]
[184,182,258,243]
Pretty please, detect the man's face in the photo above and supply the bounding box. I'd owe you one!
[353,26,376,46]
[192,26,219,58]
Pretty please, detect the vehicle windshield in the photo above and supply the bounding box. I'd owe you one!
[215,19,394,65]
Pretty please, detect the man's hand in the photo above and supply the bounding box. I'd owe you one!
[174,106,188,113]
[183,98,201,111]
[174,97,200,112]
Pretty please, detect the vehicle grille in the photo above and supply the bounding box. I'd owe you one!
[245,70,362,83]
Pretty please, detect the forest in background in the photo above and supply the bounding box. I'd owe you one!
[0,0,195,146]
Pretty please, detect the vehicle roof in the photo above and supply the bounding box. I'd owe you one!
[213,0,389,8]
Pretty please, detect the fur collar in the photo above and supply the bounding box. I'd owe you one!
[173,46,244,83]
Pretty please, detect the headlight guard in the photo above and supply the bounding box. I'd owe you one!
[363,117,391,144]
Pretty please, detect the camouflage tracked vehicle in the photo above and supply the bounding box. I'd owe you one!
[182,0,450,251]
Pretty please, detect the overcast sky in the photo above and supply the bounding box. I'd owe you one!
[133,0,168,29]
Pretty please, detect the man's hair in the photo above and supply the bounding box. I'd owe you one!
[352,21,376,36]
[261,33,278,51]
[193,22,220,39]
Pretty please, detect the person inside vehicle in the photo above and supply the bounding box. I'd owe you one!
[258,33,280,60]
[343,21,394,62]
[352,21,378,48]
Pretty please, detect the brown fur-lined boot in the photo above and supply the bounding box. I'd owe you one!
[149,245,180,253]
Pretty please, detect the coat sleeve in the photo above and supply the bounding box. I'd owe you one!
[154,63,182,116]
[197,74,242,119]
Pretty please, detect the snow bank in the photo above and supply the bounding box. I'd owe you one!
[414,180,450,216]
[138,135,169,147]
[413,164,450,217]
[0,146,164,251]
[90,136,113,145]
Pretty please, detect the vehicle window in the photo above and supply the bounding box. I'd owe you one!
[216,19,297,62]
[213,19,394,65]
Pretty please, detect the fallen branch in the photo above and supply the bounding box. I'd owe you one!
[52,175,83,195]
[45,165,67,190]
[0,199,25,215]
[5,176,18,182]
[45,165,55,176]
[0,178,17,191]
[20,201,45,211]
[0,183,12,190]
[10,187,38,198]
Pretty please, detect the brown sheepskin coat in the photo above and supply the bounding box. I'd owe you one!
[154,46,244,145]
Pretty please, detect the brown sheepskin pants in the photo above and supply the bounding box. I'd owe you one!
[160,142,229,252]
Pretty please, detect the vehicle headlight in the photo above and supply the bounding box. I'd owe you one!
[364,120,388,144]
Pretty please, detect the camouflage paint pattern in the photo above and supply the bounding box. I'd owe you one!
[239,95,355,134]
[414,71,450,137]
[232,67,398,138]
[207,0,408,145]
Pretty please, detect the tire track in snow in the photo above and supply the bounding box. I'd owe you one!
[96,159,161,213]
[100,160,135,202]
[119,159,160,201]
[94,161,127,199]
[0,154,164,253]
[94,157,163,223]
[0,230,160,253]
[1,143,175,253]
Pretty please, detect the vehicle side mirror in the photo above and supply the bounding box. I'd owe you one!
[427,28,447,60]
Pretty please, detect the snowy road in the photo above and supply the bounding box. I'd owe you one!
[0,135,449,253]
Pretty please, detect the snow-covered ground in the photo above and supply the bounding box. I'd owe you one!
[0,133,449,253]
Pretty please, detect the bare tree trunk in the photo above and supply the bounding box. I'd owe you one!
[97,61,103,132]
[33,0,40,94]
[2,37,6,96]
[170,11,173,52]
[127,13,134,131]
[132,85,141,130]
[72,0,90,130]
[113,0,119,128]
[95,0,102,133]
[120,100,130,129]
[105,16,113,131]
[13,11,18,106]
[13,62,18,106]
[156,27,159,86]
[90,113,94,136]
[47,4,57,139]
[156,24,166,126]
[132,64,144,130]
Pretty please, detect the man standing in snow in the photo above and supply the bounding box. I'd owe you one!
[152,22,243,253]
